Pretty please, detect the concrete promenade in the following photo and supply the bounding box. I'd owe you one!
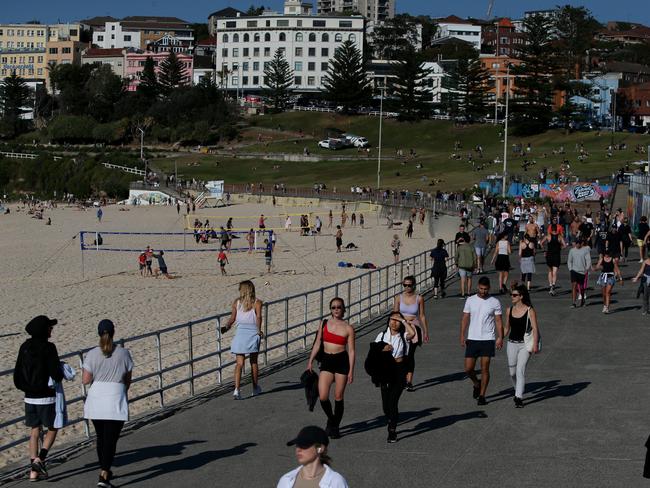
[5,251,650,487]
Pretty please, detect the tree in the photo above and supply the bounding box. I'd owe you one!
[370,16,421,60]
[138,56,159,100]
[322,40,371,113]
[263,49,294,112]
[442,55,491,122]
[0,71,32,138]
[390,48,432,120]
[158,52,188,96]
[554,6,601,80]
[510,14,559,135]
[246,5,267,15]
[85,65,125,123]
[48,63,94,115]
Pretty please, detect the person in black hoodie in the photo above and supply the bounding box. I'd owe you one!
[13,315,63,482]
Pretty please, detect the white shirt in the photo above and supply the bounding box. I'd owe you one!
[375,328,410,358]
[276,465,348,488]
[463,294,502,341]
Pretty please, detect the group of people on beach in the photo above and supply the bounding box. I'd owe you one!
[137,246,170,279]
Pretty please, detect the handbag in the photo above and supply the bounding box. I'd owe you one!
[523,308,541,353]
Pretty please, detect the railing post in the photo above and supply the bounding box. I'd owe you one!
[357,277,362,323]
[156,333,164,407]
[303,294,308,349]
[187,323,194,397]
[216,317,223,385]
[319,288,324,321]
[284,299,289,357]
[79,351,90,439]
[346,279,351,321]
[368,272,372,316]
[263,303,269,366]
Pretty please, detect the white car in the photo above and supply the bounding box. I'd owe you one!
[318,140,331,149]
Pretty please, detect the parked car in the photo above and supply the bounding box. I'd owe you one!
[343,134,370,148]
[318,139,331,149]
[318,139,344,150]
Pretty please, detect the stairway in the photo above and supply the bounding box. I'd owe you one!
[611,182,629,212]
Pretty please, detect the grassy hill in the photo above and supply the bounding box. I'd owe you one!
[152,112,649,191]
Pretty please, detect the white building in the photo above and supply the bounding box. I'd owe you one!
[92,21,142,50]
[368,60,445,103]
[317,0,394,23]
[432,15,481,49]
[212,0,365,93]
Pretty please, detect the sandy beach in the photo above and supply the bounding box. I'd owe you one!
[0,194,458,467]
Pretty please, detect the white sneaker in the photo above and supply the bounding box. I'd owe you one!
[251,385,262,397]
[233,388,241,400]
[577,293,582,301]
[602,305,607,313]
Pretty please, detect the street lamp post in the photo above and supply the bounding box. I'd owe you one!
[377,84,385,190]
[502,64,510,197]
[137,127,146,185]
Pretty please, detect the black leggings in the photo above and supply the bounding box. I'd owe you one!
[381,369,405,430]
[92,419,124,471]
[432,267,447,290]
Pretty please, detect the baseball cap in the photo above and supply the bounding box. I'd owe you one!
[287,426,329,448]
[98,319,115,336]
[25,315,58,337]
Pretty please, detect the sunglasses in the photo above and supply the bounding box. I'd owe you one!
[510,293,521,297]
[403,283,414,287]
[331,305,343,310]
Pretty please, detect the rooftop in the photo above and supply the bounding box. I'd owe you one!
[82,47,126,57]
[208,7,246,19]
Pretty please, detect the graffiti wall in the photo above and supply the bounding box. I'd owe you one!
[539,183,612,202]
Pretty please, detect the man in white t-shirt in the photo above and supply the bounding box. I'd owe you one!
[460,276,504,406]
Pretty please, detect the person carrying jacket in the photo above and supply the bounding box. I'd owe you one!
[13,315,64,482]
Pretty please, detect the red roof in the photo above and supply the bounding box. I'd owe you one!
[83,48,125,57]
[497,18,514,27]
[196,37,217,46]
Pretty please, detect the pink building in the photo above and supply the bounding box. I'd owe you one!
[124,51,193,91]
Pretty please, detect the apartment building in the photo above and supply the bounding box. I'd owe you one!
[481,18,526,57]
[81,48,128,77]
[124,50,193,91]
[432,16,481,50]
[317,0,394,22]
[0,23,81,82]
[212,0,364,93]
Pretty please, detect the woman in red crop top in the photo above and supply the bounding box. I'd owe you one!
[307,297,356,439]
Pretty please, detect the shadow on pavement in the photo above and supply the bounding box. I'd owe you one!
[414,371,467,391]
[340,407,440,437]
[485,380,591,406]
[398,410,488,441]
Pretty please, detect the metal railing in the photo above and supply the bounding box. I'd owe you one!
[0,151,62,161]
[102,162,146,176]
[0,203,464,464]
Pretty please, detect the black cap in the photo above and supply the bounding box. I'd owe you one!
[287,426,329,448]
[98,319,115,336]
[25,315,57,338]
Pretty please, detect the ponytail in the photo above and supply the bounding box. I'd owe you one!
[100,331,114,357]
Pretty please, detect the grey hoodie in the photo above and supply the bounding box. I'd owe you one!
[567,245,591,274]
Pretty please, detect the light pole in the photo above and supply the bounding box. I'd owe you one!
[502,64,511,197]
[137,127,146,184]
[377,84,385,190]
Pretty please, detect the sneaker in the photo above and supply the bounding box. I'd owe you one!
[571,302,577,308]
[577,293,582,301]
[433,294,439,300]
[604,306,609,314]
[514,397,524,408]
[30,460,48,479]
[387,430,397,443]
[97,475,114,488]
[406,382,415,392]
[472,385,480,399]
[477,396,487,406]
[251,385,262,397]
[233,388,241,400]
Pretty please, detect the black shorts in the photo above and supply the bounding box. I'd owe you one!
[464,339,495,358]
[392,249,399,256]
[24,402,56,428]
[146,261,152,270]
[546,253,561,268]
[319,351,350,375]
[570,270,585,283]
[160,266,168,274]
[139,263,145,270]
[336,238,342,247]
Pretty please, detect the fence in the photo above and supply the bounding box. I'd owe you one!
[0,201,465,469]
[0,151,61,161]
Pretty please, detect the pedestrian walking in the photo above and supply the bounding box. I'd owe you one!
[391,234,401,263]
[258,214,266,230]
[176,201,180,214]
[335,226,343,253]
[595,250,622,314]
[632,256,650,315]
[460,277,504,406]
[307,298,355,439]
[264,238,273,273]
[491,233,512,293]
[405,219,413,239]
[82,320,133,488]
[359,213,364,229]
[13,315,63,482]
[247,228,255,254]
[568,239,592,308]
[393,276,429,391]
[541,223,565,295]
[518,235,536,290]
[328,209,333,228]
[430,239,449,299]
[374,312,416,442]
[96,207,103,223]
[222,281,264,399]
[217,249,229,275]
[455,236,477,298]
[278,426,349,488]
[635,216,649,262]
[504,285,540,408]
[472,221,489,273]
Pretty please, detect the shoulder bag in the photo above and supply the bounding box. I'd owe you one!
[523,308,541,353]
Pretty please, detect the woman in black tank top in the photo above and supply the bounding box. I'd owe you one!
[541,228,565,295]
[504,284,540,407]
[596,251,622,314]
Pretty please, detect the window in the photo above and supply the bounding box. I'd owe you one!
[339,21,352,28]
[297,20,302,27]
[294,76,302,85]
[309,33,316,42]
[278,47,286,54]
[295,47,303,56]
[244,33,250,42]
[321,48,329,57]
[313,20,326,27]
[307,76,315,86]
[308,62,315,71]
[243,76,249,85]
[253,61,260,71]
[222,34,229,42]
[335,33,342,42]
[233,33,239,42]
[277,20,289,27]
[349,34,356,42]
[37,68,43,75]
[295,33,303,42]
[233,48,239,57]
[266,20,271,27]
[37,56,43,63]
[49,47,58,54]
[243,48,249,56]
[28,56,34,63]
[322,33,329,42]
[124,35,131,41]
[62,47,71,54]
[232,75,239,86]
[111,25,115,30]
[253,75,259,85]
[0,29,3,35]
[226,21,236,28]
[222,48,228,57]
[253,47,260,56]
[295,61,303,71]
[321,62,328,71]
[264,47,270,56]
[501,37,508,44]
[247,20,258,27]
[263,61,269,70]
[254,33,260,42]
[264,33,270,42]
[308,47,316,56]
[98,35,104,41]
[279,32,286,41]
[70,29,78,37]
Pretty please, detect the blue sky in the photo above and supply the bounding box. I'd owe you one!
[3,0,648,25]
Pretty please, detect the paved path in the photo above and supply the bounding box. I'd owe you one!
[5,251,650,487]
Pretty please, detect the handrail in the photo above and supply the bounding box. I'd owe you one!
[0,199,468,467]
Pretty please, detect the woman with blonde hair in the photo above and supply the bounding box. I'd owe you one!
[223,280,264,399]
[83,320,133,487]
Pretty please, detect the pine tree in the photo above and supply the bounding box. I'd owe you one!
[510,14,559,135]
[442,55,491,122]
[322,40,371,114]
[263,49,294,112]
[158,52,188,96]
[139,56,159,99]
[390,48,432,120]
[0,71,31,137]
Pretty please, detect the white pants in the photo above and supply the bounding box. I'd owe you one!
[507,341,530,398]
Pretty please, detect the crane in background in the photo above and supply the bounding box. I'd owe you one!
[487,0,495,19]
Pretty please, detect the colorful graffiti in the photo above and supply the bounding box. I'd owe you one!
[539,183,612,202]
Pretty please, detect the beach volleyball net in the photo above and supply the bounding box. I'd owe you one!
[184,212,326,232]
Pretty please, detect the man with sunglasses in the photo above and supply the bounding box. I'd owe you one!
[460,277,504,406]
